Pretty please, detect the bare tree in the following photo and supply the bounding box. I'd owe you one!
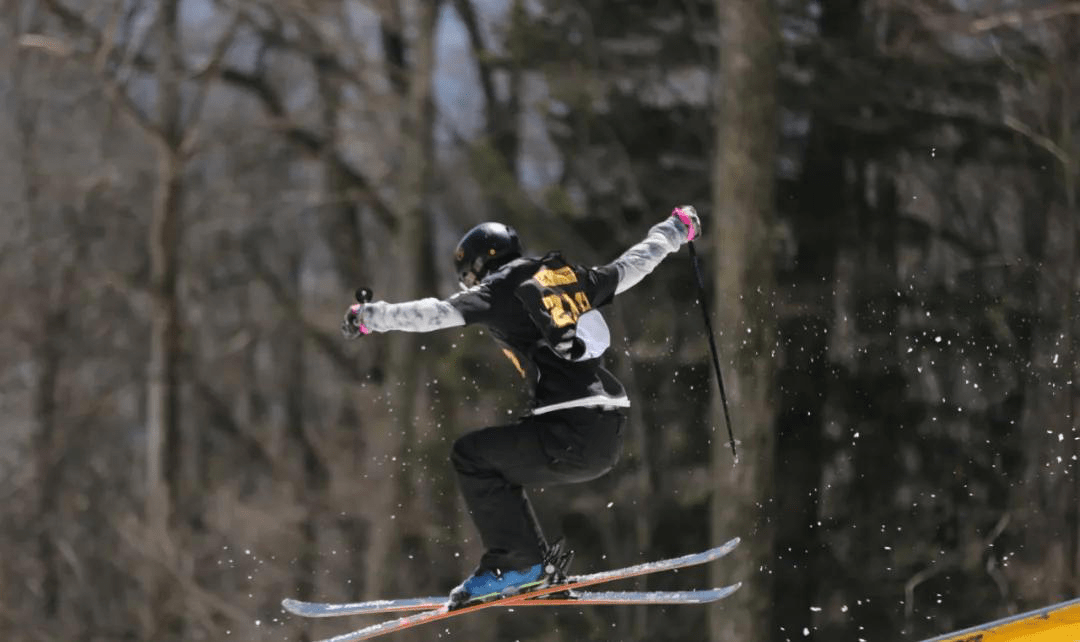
[453,0,523,174]
[994,13,1080,599]
[29,1,243,637]
[12,21,73,626]
[709,0,780,639]
[359,0,443,602]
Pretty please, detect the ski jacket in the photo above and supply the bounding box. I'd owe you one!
[359,216,691,414]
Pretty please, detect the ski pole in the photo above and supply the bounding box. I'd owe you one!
[686,239,737,462]
[350,287,373,335]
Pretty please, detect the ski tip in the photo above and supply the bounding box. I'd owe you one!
[716,536,740,553]
[281,597,321,616]
[697,582,742,602]
[697,583,742,602]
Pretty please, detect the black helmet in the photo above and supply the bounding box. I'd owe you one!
[454,222,522,288]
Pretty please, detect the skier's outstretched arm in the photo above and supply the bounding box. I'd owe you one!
[342,297,465,338]
[607,206,701,295]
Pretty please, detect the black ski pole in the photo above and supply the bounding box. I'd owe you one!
[687,241,737,462]
[348,287,373,335]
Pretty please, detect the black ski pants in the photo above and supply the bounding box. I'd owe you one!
[450,406,624,573]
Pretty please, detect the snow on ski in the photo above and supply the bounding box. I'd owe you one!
[530,584,741,607]
[283,596,444,618]
[302,537,739,642]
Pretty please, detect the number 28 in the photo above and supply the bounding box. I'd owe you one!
[541,292,592,327]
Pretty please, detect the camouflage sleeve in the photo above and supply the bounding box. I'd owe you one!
[360,298,467,333]
[609,217,687,295]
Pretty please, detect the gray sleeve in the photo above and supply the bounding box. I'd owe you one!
[610,218,686,295]
[361,298,467,333]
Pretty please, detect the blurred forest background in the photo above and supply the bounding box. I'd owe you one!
[2,0,1079,641]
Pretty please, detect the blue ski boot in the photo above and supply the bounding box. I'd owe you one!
[448,540,575,607]
[448,563,546,607]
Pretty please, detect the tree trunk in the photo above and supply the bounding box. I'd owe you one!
[1058,15,1079,594]
[14,23,67,621]
[709,0,779,639]
[146,0,185,536]
[848,165,905,634]
[34,308,65,619]
[454,0,522,175]
[284,247,326,642]
[144,3,185,639]
[364,0,441,602]
[771,99,850,642]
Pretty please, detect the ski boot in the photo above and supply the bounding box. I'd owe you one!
[448,563,546,608]
[447,539,576,608]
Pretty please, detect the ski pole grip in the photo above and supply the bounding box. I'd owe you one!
[673,207,697,242]
[354,287,373,334]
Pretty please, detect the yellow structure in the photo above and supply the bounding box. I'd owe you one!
[924,597,1080,641]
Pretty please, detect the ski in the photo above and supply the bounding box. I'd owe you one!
[527,584,740,606]
[283,596,441,618]
[283,584,741,618]
[294,537,739,642]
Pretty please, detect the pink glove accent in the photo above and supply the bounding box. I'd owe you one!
[350,303,371,335]
[672,207,696,241]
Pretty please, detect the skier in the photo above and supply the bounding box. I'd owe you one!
[341,206,702,604]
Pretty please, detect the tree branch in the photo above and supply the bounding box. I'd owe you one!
[970,1,1080,33]
[189,377,279,474]
[904,513,1011,623]
[217,67,398,230]
[33,0,398,231]
[241,236,366,382]
[180,8,244,156]
[1004,114,1074,168]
